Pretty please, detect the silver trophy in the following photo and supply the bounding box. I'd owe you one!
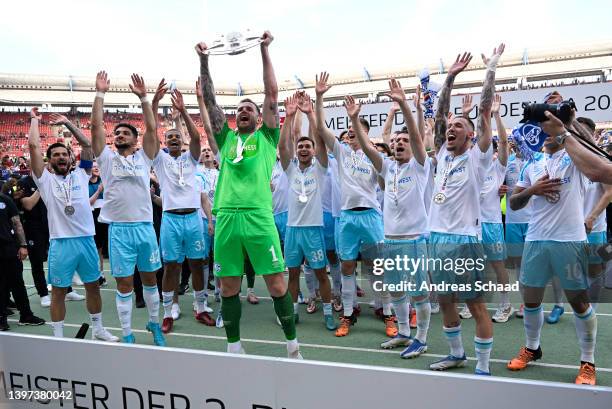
[206,30,263,56]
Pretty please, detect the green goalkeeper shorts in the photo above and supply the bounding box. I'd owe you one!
[213,209,285,277]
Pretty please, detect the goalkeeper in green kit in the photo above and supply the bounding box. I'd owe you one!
[195,31,301,358]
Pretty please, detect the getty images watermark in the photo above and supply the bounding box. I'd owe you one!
[371,254,520,293]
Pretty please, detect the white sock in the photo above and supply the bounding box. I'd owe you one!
[162,291,174,319]
[293,302,299,315]
[381,291,392,315]
[247,287,255,295]
[194,290,208,314]
[330,263,341,296]
[228,341,242,353]
[90,312,103,331]
[202,263,210,294]
[443,325,464,357]
[116,290,133,337]
[500,292,510,306]
[51,321,64,337]
[414,299,431,343]
[341,275,356,317]
[287,338,299,353]
[365,264,382,309]
[574,306,597,363]
[391,295,410,337]
[523,305,544,350]
[323,303,332,316]
[475,336,493,373]
[143,285,160,324]
[304,265,318,298]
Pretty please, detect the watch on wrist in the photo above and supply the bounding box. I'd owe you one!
[555,131,570,145]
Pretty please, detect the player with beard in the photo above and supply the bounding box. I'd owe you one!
[91,72,165,346]
[28,107,117,342]
[427,45,504,375]
[279,92,336,330]
[196,32,301,358]
[355,80,432,358]
[507,109,598,385]
[315,72,392,338]
[150,89,215,333]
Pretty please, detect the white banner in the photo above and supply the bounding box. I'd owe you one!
[1,333,611,409]
[303,82,612,136]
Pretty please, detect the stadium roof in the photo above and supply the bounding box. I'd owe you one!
[0,41,610,109]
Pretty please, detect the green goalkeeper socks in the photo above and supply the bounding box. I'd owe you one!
[221,294,241,343]
[273,291,297,341]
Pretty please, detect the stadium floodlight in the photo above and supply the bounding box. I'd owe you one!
[205,30,263,56]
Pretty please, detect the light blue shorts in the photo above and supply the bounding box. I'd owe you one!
[520,241,589,290]
[274,211,288,243]
[109,222,161,277]
[587,231,607,265]
[381,237,429,297]
[203,218,215,257]
[428,232,486,300]
[48,236,100,288]
[505,223,529,258]
[284,226,328,269]
[481,222,507,261]
[160,211,206,263]
[338,209,384,261]
[323,211,336,252]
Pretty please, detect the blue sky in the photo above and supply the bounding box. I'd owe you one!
[2,0,610,89]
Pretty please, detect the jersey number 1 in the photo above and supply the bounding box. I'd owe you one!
[269,245,279,262]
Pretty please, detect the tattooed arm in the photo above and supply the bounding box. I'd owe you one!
[11,215,27,247]
[195,43,227,135]
[260,31,279,129]
[434,52,473,153]
[477,43,505,154]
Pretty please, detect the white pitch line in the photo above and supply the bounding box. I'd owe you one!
[9,320,612,375]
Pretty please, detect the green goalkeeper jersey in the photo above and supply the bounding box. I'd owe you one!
[213,121,280,214]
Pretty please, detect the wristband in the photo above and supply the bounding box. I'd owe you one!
[140,96,149,103]
[19,244,27,249]
[96,92,105,99]
[79,159,93,170]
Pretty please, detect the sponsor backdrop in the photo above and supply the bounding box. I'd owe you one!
[1,333,611,409]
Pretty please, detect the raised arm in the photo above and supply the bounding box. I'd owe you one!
[195,77,218,155]
[170,89,201,161]
[346,96,382,172]
[414,85,426,146]
[91,71,109,157]
[49,113,93,162]
[129,74,159,160]
[491,94,508,166]
[195,42,227,135]
[477,43,505,153]
[314,72,337,151]
[461,94,476,119]
[298,93,327,168]
[381,103,399,147]
[279,94,298,170]
[28,108,44,178]
[386,79,426,166]
[260,31,279,129]
[292,100,303,144]
[151,78,168,128]
[434,52,473,152]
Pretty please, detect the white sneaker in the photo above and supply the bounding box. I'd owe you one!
[72,275,84,286]
[65,291,85,301]
[92,328,120,342]
[430,302,440,314]
[40,295,51,308]
[171,303,181,320]
[492,304,514,323]
[458,304,472,319]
